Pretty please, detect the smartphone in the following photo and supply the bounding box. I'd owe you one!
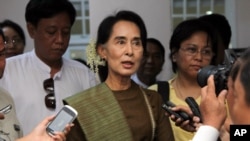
[46,105,78,136]
[0,104,12,114]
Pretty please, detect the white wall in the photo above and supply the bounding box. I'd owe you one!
[225,0,250,48]
[234,0,250,48]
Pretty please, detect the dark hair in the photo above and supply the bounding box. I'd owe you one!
[169,18,218,73]
[199,14,231,48]
[0,28,5,41]
[25,0,76,27]
[230,48,250,106]
[147,38,165,59]
[96,10,147,49]
[0,19,26,45]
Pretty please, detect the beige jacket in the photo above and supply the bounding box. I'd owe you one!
[0,87,23,140]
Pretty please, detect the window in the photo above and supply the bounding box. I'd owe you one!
[64,0,90,60]
[171,0,225,30]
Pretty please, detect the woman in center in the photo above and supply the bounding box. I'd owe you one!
[64,10,174,141]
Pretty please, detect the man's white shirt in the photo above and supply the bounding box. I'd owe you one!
[192,125,220,141]
[0,50,99,135]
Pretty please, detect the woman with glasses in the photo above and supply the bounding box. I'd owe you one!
[0,19,26,58]
[149,18,219,141]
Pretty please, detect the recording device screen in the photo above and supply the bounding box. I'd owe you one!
[48,110,73,131]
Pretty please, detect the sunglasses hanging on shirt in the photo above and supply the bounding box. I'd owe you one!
[43,78,56,109]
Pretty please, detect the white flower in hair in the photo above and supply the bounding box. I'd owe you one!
[86,39,106,77]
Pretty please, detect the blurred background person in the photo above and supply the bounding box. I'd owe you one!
[0,19,26,58]
[131,38,165,88]
[199,13,232,65]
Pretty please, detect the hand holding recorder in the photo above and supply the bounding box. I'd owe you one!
[162,97,202,132]
[162,101,191,121]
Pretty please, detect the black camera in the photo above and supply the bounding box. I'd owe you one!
[197,48,247,95]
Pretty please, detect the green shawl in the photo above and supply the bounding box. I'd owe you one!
[63,83,133,141]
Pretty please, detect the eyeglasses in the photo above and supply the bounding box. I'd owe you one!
[4,38,23,47]
[43,78,56,109]
[180,46,214,59]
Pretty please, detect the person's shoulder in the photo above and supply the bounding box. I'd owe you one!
[5,52,32,69]
[148,83,158,91]
[144,88,157,93]
[142,87,160,96]
[62,58,92,72]
[6,52,31,62]
[141,87,165,105]
[64,83,105,103]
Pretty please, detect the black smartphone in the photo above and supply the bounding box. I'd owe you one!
[46,105,78,136]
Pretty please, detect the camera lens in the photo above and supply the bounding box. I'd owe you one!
[197,65,230,96]
[197,65,217,88]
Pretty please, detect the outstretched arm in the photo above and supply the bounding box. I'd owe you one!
[16,116,73,141]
